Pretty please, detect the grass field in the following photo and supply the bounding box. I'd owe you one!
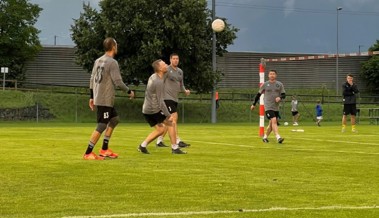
[0,122,378,218]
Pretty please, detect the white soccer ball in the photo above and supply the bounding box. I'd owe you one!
[212,19,225,32]
[284,122,289,126]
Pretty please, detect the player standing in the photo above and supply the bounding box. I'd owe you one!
[342,74,359,133]
[315,100,323,127]
[251,70,285,143]
[291,95,300,126]
[156,53,191,148]
[84,37,134,160]
[139,59,187,154]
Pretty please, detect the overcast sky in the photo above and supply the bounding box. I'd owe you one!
[30,0,379,54]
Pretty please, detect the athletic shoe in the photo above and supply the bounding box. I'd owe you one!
[317,122,321,127]
[262,138,269,143]
[138,145,150,154]
[172,148,187,154]
[99,149,118,158]
[178,141,190,148]
[352,128,358,133]
[293,122,299,126]
[156,142,169,147]
[341,127,346,133]
[277,138,284,144]
[83,152,104,160]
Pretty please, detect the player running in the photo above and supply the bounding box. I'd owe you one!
[342,74,359,133]
[139,59,187,154]
[250,70,285,143]
[156,53,191,148]
[291,95,300,126]
[84,37,134,160]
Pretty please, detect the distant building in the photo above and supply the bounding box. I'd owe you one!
[24,47,369,91]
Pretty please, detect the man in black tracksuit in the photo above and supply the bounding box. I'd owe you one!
[342,74,359,133]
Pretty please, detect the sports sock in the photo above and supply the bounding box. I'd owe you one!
[141,141,148,147]
[172,144,179,150]
[176,137,181,144]
[342,124,346,128]
[276,134,281,140]
[263,134,268,139]
[157,136,163,144]
[352,125,356,130]
[85,141,95,155]
[102,136,110,150]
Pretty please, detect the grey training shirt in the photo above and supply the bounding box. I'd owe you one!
[142,73,170,116]
[90,54,130,107]
[258,80,285,111]
[164,65,186,102]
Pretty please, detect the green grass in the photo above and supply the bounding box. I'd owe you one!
[0,122,378,218]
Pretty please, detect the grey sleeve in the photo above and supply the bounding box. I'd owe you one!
[89,61,97,89]
[258,83,266,94]
[110,61,130,92]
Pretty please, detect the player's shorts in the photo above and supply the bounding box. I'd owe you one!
[343,104,357,116]
[143,111,167,127]
[316,116,323,120]
[265,110,280,120]
[97,106,118,124]
[164,100,178,114]
[292,111,299,116]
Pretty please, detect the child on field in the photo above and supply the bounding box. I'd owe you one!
[315,100,323,127]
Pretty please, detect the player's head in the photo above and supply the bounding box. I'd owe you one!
[292,95,296,100]
[317,100,321,104]
[152,59,168,73]
[346,74,354,83]
[170,53,179,67]
[268,70,277,81]
[103,37,118,55]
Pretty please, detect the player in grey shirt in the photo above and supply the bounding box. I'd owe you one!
[156,53,191,148]
[251,70,285,143]
[138,59,187,155]
[291,95,300,126]
[84,37,134,160]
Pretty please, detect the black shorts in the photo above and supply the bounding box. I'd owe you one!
[343,104,357,116]
[143,111,167,127]
[265,110,280,120]
[97,106,118,124]
[292,111,299,116]
[164,100,178,114]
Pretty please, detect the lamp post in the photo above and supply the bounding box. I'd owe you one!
[358,45,364,54]
[211,0,217,123]
[336,7,342,96]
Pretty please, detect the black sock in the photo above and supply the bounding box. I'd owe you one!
[85,141,95,155]
[102,136,110,150]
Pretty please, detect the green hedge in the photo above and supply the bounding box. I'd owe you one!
[1,90,378,123]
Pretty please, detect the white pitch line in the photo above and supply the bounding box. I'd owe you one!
[188,140,379,155]
[62,205,378,218]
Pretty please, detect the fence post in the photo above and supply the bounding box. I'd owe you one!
[36,103,39,123]
[182,100,185,123]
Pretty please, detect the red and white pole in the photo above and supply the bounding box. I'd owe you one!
[259,58,265,137]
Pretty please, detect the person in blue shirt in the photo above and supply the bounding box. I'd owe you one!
[315,100,323,127]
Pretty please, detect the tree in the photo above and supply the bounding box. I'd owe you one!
[0,0,42,82]
[71,0,238,92]
[361,40,379,93]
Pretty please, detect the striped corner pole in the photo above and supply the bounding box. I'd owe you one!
[259,58,265,137]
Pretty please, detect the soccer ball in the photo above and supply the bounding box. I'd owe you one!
[284,122,289,126]
[212,19,225,32]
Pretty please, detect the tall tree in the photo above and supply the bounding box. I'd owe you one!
[361,40,379,93]
[0,0,42,82]
[71,0,238,92]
